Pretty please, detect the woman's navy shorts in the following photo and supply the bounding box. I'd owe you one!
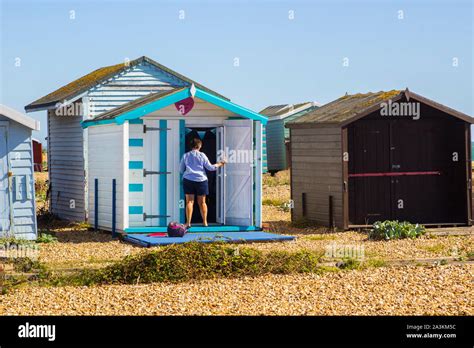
[183,178,209,196]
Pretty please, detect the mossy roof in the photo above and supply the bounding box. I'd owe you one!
[288,90,402,125]
[25,56,228,111]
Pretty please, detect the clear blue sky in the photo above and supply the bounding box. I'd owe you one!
[1,0,472,143]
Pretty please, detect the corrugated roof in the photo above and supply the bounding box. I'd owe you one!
[25,56,228,112]
[284,104,320,123]
[289,90,402,124]
[260,102,315,117]
[86,88,185,122]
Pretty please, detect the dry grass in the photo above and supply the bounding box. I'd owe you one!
[34,172,49,213]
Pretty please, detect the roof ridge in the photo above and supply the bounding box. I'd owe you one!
[288,90,403,125]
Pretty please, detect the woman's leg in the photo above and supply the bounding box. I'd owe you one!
[185,194,194,227]
[197,195,208,226]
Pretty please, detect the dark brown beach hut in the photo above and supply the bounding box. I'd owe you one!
[286,89,473,229]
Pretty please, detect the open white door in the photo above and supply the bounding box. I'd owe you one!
[224,119,253,226]
[216,126,225,224]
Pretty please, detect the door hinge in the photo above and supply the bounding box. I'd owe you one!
[143,125,171,133]
[143,213,170,220]
[143,169,171,177]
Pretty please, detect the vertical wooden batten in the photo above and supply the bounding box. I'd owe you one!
[341,127,349,230]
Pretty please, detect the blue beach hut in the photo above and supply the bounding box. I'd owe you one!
[0,105,40,240]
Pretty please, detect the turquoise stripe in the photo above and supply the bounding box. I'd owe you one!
[129,119,144,124]
[159,120,167,226]
[129,184,143,192]
[129,161,143,169]
[116,89,190,124]
[129,206,143,214]
[129,138,143,147]
[125,225,262,233]
[195,89,268,125]
[179,120,185,223]
[81,119,115,128]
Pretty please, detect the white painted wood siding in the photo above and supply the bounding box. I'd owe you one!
[87,62,188,119]
[87,124,125,231]
[47,108,85,221]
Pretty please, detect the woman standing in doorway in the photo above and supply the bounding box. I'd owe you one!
[180,138,225,227]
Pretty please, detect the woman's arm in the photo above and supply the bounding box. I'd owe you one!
[202,153,225,171]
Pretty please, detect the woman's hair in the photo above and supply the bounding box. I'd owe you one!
[190,138,202,149]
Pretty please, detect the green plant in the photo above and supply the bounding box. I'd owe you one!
[36,232,58,244]
[73,221,92,230]
[54,243,324,286]
[369,220,425,241]
[337,258,362,270]
[262,198,286,207]
[366,258,387,268]
[0,237,35,247]
[1,258,51,293]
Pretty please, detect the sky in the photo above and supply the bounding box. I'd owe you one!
[0,0,473,143]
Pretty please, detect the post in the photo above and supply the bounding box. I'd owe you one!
[112,179,116,237]
[329,195,334,230]
[94,178,98,230]
[302,192,307,218]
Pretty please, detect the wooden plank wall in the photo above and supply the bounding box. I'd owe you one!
[47,108,85,221]
[290,126,344,227]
